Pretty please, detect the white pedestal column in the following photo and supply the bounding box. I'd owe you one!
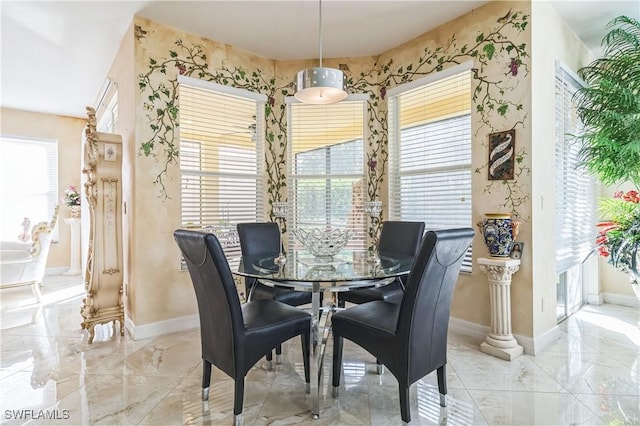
[63,218,81,275]
[478,257,523,361]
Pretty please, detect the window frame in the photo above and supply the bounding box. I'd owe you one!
[387,61,473,272]
[178,75,267,261]
[554,61,597,274]
[0,135,59,241]
[286,95,369,250]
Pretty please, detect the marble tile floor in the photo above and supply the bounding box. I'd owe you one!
[1,274,639,425]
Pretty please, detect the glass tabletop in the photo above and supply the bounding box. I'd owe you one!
[230,249,413,291]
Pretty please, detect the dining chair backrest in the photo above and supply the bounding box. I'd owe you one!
[173,229,244,378]
[237,222,281,257]
[378,221,425,258]
[396,228,474,384]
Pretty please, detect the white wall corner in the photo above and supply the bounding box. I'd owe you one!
[125,314,199,341]
[602,292,640,308]
[587,292,605,305]
[514,325,561,356]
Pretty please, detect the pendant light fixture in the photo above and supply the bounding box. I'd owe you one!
[294,0,347,104]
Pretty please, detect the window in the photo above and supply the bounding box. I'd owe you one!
[179,76,266,259]
[288,98,367,249]
[96,80,118,133]
[555,62,596,274]
[97,99,118,133]
[388,63,473,271]
[0,136,58,241]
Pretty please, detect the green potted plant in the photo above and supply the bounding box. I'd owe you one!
[574,16,640,188]
[574,16,640,293]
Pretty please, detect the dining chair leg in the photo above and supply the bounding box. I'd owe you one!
[399,382,411,424]
[275,344,283,364]
[202,360,212,401]
[233,378,245,420]
[265,350,273,371]
[331,334,343,398]
[437,365,447,407]
[301,330,311,393]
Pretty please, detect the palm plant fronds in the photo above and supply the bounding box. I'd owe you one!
[574,16,640,188]
[603,16,640,56]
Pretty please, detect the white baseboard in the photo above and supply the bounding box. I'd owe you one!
[45,267,68,276]
[449,316,561,356]
[125,313,199,341]
[515,325,561,356]
[587,293,605,305]
[602,292,640,308]
[449,316,489,342]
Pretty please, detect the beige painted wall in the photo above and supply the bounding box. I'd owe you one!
[108,1,614,345]
[0,107,86,269]
[126,2,538,336]
[129,17,277,325]
[530,1,595,335]
[103,21,139,322]
[371,0,534,335]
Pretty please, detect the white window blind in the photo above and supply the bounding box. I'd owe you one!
[555,62,596,273]
[388,67,473,271]
[0,137,58,241]
[179,78,266,260]
[288,99,367,249]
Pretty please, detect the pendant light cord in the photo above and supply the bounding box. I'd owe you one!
[318,0,323,67]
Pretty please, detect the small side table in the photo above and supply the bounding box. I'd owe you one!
[63,218,81,275]
[478,257,523,361]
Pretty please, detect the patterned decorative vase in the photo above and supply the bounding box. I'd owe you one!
[477,213,520,257]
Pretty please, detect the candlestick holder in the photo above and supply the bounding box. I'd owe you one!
[363,200,382,264]
[273,201,288,265]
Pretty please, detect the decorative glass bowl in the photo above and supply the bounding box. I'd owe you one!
[292,228,352,260]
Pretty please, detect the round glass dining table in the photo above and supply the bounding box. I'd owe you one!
[230,249,413,419]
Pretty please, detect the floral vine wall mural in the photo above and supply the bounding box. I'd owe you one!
[137,38,293,227]
[348,9,530,238]
[137,9,530,240]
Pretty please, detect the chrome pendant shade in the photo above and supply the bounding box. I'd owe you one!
[295,67,347,104]
[294,0,347,104]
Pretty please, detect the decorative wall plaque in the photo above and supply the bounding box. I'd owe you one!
[488,129,515,180]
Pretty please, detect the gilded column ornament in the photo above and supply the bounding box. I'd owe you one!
[477,257,523,360]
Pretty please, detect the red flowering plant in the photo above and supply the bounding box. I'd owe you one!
[595,190,640,280]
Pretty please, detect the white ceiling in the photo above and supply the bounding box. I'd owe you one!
[1,0,638,119]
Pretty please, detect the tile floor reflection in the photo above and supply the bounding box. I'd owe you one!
[1,274,639,425]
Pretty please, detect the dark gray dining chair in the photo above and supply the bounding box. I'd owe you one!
[237,222,312,366]
[174,229,311,425]
[331,228,474,424]
[338,221,425,307]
